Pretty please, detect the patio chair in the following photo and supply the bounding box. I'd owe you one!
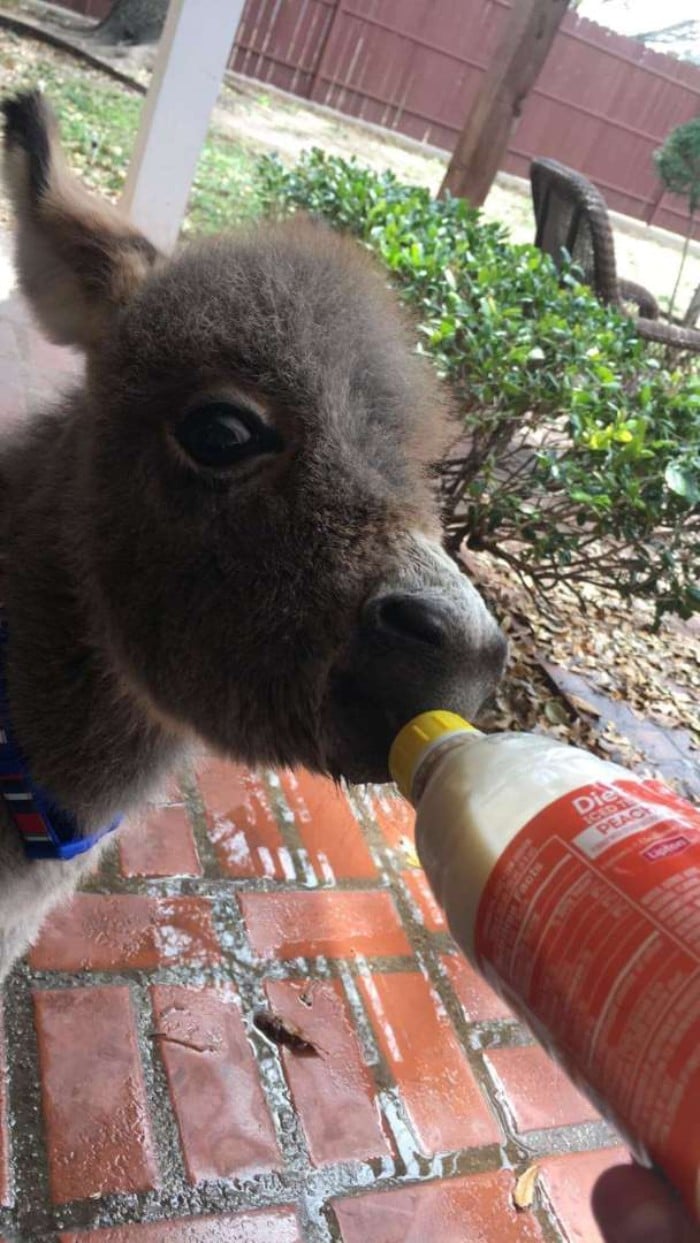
[684,283,700,329]
[530,157,700,354]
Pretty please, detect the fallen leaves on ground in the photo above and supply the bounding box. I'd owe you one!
[463,547,698,785]
[513,1163,541,1210]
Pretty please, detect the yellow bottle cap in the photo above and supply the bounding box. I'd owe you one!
[389,710,476,800]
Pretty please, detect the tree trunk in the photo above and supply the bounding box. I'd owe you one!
[93,0,169,45]
[439,0,569,205]
[668,210,695,322]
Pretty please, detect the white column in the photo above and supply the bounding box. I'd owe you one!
[121,0,246,252]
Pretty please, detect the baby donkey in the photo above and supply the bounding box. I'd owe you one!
[0,90,506,982]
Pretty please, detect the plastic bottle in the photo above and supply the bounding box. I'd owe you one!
[389,711,700,1222]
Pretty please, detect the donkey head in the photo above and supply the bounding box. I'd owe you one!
[2,91,505,785]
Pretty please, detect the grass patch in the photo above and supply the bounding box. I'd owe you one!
[0,33,262,232]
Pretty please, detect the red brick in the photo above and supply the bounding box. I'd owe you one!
[485,1045,600,1132]
[199,761,289,880]
[30,895,220,972]
[539,1148,632,1243]
[402,870,446,931]
[358,971,501,1153]
[0,1019,9,1207]
[151,986,281,1183]
[264,979,391,1165]
[240,891,411,960]
[279,770,375,881]
[371,789,415,850]
[334,1169,545,1241]
[119,806,202,878]
[441,953,513,1022]
[34,987,158,1204]
[60,1207,302,1242]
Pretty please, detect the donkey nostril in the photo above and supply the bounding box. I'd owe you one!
[369,594,448,647]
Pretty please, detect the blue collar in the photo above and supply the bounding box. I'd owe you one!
[0,615,122,860]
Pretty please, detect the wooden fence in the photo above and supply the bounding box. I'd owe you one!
[57,0,700,239]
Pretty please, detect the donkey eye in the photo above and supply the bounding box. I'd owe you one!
[175,402,282,469]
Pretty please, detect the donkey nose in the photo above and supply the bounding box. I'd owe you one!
[363,592,449,647]
[362,588,508,686]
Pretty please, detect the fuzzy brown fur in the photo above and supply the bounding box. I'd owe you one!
[0,90,505,981]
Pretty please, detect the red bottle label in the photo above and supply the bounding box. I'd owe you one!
[474,778,700,1219]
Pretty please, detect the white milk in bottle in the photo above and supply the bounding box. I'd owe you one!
[389,711,700,1221]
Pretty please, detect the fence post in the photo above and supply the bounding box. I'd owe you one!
[439,0,569,204]
[306,0,343,103]
[120,0,246,252]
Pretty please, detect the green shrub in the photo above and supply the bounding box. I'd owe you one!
[654,116,700,317]
[655,116,700,216]
[258,149,699,622]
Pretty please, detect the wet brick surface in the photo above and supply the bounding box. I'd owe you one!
[2,762,627,1242]
[33,987,159,1205]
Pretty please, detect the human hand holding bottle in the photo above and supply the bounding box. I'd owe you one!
[593,1164,700,1243]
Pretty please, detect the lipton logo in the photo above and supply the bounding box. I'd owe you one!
[643,835,690,862]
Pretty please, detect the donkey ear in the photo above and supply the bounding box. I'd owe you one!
[2,89,160,349]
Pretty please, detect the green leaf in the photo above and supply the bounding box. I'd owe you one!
[665,462,700,503]
[544,700,569,725]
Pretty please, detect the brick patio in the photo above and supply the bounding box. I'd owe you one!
[0,246,631,1241]
[1,760,630,1242]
